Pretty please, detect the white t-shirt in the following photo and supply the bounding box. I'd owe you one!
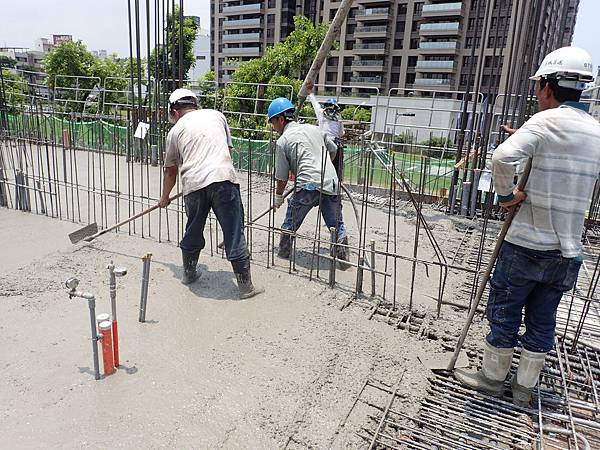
[492,102,600,257]
[308,93,344,139]
[164,109,238,195]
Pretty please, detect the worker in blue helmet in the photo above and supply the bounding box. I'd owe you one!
[267,97,349,266]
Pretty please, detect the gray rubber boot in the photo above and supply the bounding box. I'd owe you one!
[181,251,200,285]
[511,349,546,408]
[232,258,265,300]
[278,233,293,259]
[336,236,351,270]
[454,342,514,396]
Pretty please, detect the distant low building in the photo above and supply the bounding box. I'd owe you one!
[187,16,211,81]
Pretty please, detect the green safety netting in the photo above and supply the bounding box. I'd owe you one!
[3,113,455,195]
[5,113,128,154]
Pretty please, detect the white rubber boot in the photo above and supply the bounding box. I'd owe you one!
[454,342,514,396]
[511,349,546,408]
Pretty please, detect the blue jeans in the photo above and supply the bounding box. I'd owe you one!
[281,189,347,241]
[180,181,248,262]
[486,242,582,353]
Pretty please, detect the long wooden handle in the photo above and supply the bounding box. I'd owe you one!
[297,0,355,110]
[447,159,532,371]
[87,192,183,241]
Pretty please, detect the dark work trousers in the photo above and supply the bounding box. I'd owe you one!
[486,242,582,353]
[180,181,248,263]
[281,188,346,241]
[331,140,347,240]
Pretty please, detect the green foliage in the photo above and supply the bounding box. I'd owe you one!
[354,108,371,123]
[43,41,136,114]
[42,41,97,91]
[233,16,330,85]
[149,7,198,85]
[420,136,453,148]
[196,71,220,109]
[226,16,332,136]
[0,56,17,68]
[394,132,415,144]
[340,106,372,123]
[1,70,27,112]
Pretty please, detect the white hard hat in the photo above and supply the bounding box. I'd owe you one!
[530,46,594,90]
[169,88,197,106]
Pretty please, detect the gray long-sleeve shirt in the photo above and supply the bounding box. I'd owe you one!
[492,102,600,257]
[275,121,339,195]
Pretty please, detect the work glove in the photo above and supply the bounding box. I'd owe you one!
[274,194,284,210]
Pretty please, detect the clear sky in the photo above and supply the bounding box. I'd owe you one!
[0,0,211,56]
[0,0,598,69]
[572,0,600,71]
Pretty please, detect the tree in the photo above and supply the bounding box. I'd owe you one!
[193,70,219,109]
[226,16,332,136]
[43,42,136,114]
[43,41,97,91]
[341,105,371,122]
[0,70,27,112]
[0,56,16,69]
[420,136,453,149]
[149,7,198,85]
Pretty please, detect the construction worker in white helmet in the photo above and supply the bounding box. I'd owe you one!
[455,47,600,408]
[158,88,264,299]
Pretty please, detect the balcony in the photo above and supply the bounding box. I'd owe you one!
[419,22,461,36]
[350,76,382,85]
[354,25,388,38]
[418,41,458,53]
[222,3,262,14]
[356,7,389,20]
[422,2,463,18]
[223,46,261,57]
[413,78,453,88]
[352,60,385,71]
[222,32,261,43]
[353,42,386,54]
[415,60,455,72]
[223,18,261,29]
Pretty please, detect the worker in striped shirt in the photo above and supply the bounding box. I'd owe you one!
[455,47,600,408]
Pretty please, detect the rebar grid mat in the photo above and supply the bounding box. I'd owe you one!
[352,337,600,450]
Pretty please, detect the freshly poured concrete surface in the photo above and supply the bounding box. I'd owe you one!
[0,207,456,449]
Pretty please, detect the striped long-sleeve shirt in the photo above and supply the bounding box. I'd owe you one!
[492,102,600,257]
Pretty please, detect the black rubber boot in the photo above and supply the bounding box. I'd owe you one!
[231,258,264,299]
[278,233,293,259]
[181,251,200,285]
[336,236,350,270]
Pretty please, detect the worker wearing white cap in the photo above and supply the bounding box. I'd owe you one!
[159,88,263,299]
[455,47,600,407]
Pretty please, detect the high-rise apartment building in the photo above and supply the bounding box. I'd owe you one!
[211,0,318,81]
[211,0,579,94]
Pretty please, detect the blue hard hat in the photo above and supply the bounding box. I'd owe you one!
[268,97,295,122]
[324,97,338,105]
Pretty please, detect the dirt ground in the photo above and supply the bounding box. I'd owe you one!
[0,206,473,449]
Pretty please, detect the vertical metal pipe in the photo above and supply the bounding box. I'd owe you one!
[151,144,158,167]
[139,253,152,322]
[87,297,100,380]
[460,182,471,216]
[329,227,337,288]
[370,239,376,298]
